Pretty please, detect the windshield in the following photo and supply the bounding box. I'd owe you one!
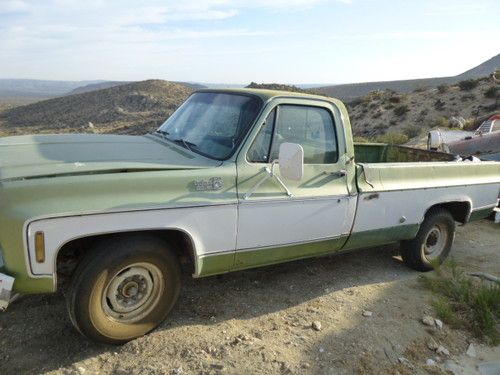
[156,92,262,160]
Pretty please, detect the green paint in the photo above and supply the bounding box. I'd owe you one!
[342,224,420,251]
[196,226,419,277]
[197,252,235,277]
[468,207,495,222]
[232,236,347,272]
[354,143,454,163]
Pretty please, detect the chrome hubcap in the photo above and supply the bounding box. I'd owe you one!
[103,263,163,322]
[423,224,447,260]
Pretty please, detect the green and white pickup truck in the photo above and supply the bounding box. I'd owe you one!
[0,89,499,343]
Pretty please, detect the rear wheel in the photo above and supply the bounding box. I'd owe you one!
[67,235,181,344]
[400,208,455,271]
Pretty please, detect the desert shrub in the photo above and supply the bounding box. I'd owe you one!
[393,105,409,117]
[484,86,498,99]
[413,86,427,93]
[420,262,500,344]
[458,79,479,91]
[371,111,382,119]
[374,123,388,131]
[463,118,480,131]
[384,103,395,110]
[434,99,446,110]
[460,94,476,101]
[426,116,449,128]
[437,84,449,93]
[374,132,408,144]
[353,136,369,143]
[362,91,384,105]
[389,95,402,104]
[403,125,421,138]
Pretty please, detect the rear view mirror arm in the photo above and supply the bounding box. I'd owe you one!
[243,161,293,200]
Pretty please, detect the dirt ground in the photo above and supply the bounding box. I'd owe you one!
[0,220,498,375]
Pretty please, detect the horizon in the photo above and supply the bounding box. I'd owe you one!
[0,1,499,84]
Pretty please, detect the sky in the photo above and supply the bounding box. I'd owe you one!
[0,0,499,84]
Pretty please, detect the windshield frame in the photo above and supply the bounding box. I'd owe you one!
[155,91,264,161]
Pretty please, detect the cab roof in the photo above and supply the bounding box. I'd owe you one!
[196,88,341,105]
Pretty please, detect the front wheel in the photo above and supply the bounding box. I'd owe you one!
[400,208,455,271]
[67,235,181,344]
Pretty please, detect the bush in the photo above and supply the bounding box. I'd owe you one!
[484,86,498,99]
[374,132,408,145]
[353,136,369,143]
[388,95,402,104]
[403,125,421,138]
[458,79,479,91]
[427,116,449,128]
[463,118,480,131]
[420,262,500,344]
[437,84,449,93]
[393,105,409,117]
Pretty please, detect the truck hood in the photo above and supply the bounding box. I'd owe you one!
[0,133,220,181]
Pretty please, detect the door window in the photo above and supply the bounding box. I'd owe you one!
[248,105,338,164]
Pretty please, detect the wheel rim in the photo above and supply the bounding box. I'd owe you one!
[423,223,448,260]
[102,262,164,323]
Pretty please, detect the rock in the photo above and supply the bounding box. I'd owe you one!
[427,338,439,351]
[398,357,413,368]
[466,343,476,358]
[422,315,435,326]
[280,361,292,373]
[312,321,322,331]
[301,362,311,369]
[76,367,86,374]
[87,122,94,129]
[172,367,183,375]
[362,310,373,317]
[319,347,325,353]
[435,319,443,329]
[444,360,463,375]
[426,359,436,366]
[436,345,450,356]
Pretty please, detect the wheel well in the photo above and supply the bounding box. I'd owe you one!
[56,230,196,290]
[425,201,471,224]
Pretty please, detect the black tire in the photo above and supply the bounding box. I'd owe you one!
[400,208,455,272]
[67,234,181,344]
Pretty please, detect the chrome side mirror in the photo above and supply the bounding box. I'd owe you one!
[278,142,304,181]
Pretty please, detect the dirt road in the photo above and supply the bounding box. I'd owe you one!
[0,221,498,374]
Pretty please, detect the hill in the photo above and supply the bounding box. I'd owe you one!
[346,76,499,142]
[0,79,105,100]
[67,81,130,95]
[0,80,193,136]
[316,53,500,100]
[67,81,206,96]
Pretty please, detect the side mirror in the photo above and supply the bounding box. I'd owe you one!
[278,142,304,181]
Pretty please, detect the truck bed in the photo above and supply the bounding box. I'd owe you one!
[354,143,454,163]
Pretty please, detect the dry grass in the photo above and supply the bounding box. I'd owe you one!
[420,261,500,344]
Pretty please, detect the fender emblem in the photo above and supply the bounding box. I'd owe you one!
[193,177,224,191]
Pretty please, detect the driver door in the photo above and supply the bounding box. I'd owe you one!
[234,99,356,270]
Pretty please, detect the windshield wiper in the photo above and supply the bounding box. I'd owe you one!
[154,129,169,139]
[170,138,197,152]
[154,130,197,152]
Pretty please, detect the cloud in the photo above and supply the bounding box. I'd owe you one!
[0,0,29,14]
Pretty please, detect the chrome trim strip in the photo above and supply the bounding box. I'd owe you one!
[239,194,352,205]
[198,233,348,258]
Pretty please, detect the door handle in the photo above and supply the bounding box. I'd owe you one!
[325,170,347,177]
